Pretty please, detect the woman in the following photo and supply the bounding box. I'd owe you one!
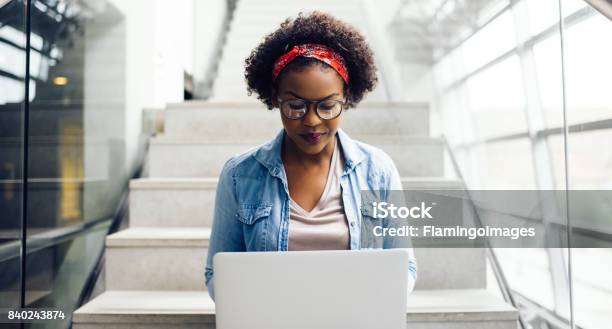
[205,11,417,300]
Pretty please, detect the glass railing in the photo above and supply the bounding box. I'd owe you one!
[387,0,612,328]
[562,3,612,328]
[0,1,141,328]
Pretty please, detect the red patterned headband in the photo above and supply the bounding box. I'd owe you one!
[272,43,349,84]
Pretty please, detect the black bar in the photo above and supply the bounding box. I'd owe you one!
[20,0,32,314]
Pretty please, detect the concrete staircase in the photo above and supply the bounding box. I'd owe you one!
[72,101,518,328]
[73,0,519,328]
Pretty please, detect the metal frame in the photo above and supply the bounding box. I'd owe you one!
[19,0,32,310]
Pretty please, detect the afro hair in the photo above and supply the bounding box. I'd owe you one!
[244,10,379,110]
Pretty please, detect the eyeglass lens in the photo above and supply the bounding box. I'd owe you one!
[281,99,343,119]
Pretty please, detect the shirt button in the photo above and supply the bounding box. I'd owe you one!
[350,222,355,227]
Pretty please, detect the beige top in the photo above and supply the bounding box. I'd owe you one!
[288,137,350,251]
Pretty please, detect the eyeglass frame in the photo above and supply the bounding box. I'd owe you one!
[275,96,349,120]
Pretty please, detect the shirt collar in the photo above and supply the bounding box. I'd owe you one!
[253,128,367,175]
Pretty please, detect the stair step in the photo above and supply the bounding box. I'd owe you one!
[209,90,387,103]
[414,248,485,290]
[105,228,209,291]
[163,101,429,139]
[210,80,388,102]
[406,289,518,328]
[129,177,462,229]
[148,137,444,178]
[73,291,215,327]
[208,92,386,102]
[166,100,427,110]
[73,289,517,329]
[105,226,483,291]
[129,178,218,228]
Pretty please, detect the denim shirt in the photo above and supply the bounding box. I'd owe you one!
[205,128,417,300]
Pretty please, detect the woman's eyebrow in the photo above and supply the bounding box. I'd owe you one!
[283,91,339,101]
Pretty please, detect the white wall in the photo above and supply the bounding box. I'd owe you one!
[153,0,194,104]
[87,0,227,172]
[193,0,227,84]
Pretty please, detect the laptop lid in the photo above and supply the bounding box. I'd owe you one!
[214,249,409,329]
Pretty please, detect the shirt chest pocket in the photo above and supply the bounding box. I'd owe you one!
[236,203,272,251]
[360,205,381,223]
[236,203,272,225]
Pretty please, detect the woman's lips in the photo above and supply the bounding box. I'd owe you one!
[299,132,327,144]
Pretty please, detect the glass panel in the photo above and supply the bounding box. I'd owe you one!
[0,0,26,319]
[0,41,26,77]
[547,134,568,190]
[564,11,612,126]
[570,249,612,328]
[525,0,558,36]
[422,0,612,326]
[533,32,563,129]
[21,0,128,324]
[462,9,516,72]
[563,5,612,328]
[495,248,556,308]
[551,130,612,190]
[26,226,109,329]
[466,138,536,190]
[25,0,127,230]
[466,55,527,139]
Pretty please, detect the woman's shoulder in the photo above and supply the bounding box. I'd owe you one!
[220,143,269,178]
[347,138,402,190]
[222,129,286,176]
[337,129,393,164]
[350,138,396,172]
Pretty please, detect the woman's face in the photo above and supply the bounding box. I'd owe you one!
[272,65,346,156]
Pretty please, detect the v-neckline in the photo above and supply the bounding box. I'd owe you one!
[290,137,338,216]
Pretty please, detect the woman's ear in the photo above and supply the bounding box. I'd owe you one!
[342,87,350,109]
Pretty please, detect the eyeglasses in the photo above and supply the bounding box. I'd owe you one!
[277,97,347,120]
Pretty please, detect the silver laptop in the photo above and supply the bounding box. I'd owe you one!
[213,249,409,329]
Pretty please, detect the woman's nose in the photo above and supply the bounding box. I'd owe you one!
[302,104,322,126]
